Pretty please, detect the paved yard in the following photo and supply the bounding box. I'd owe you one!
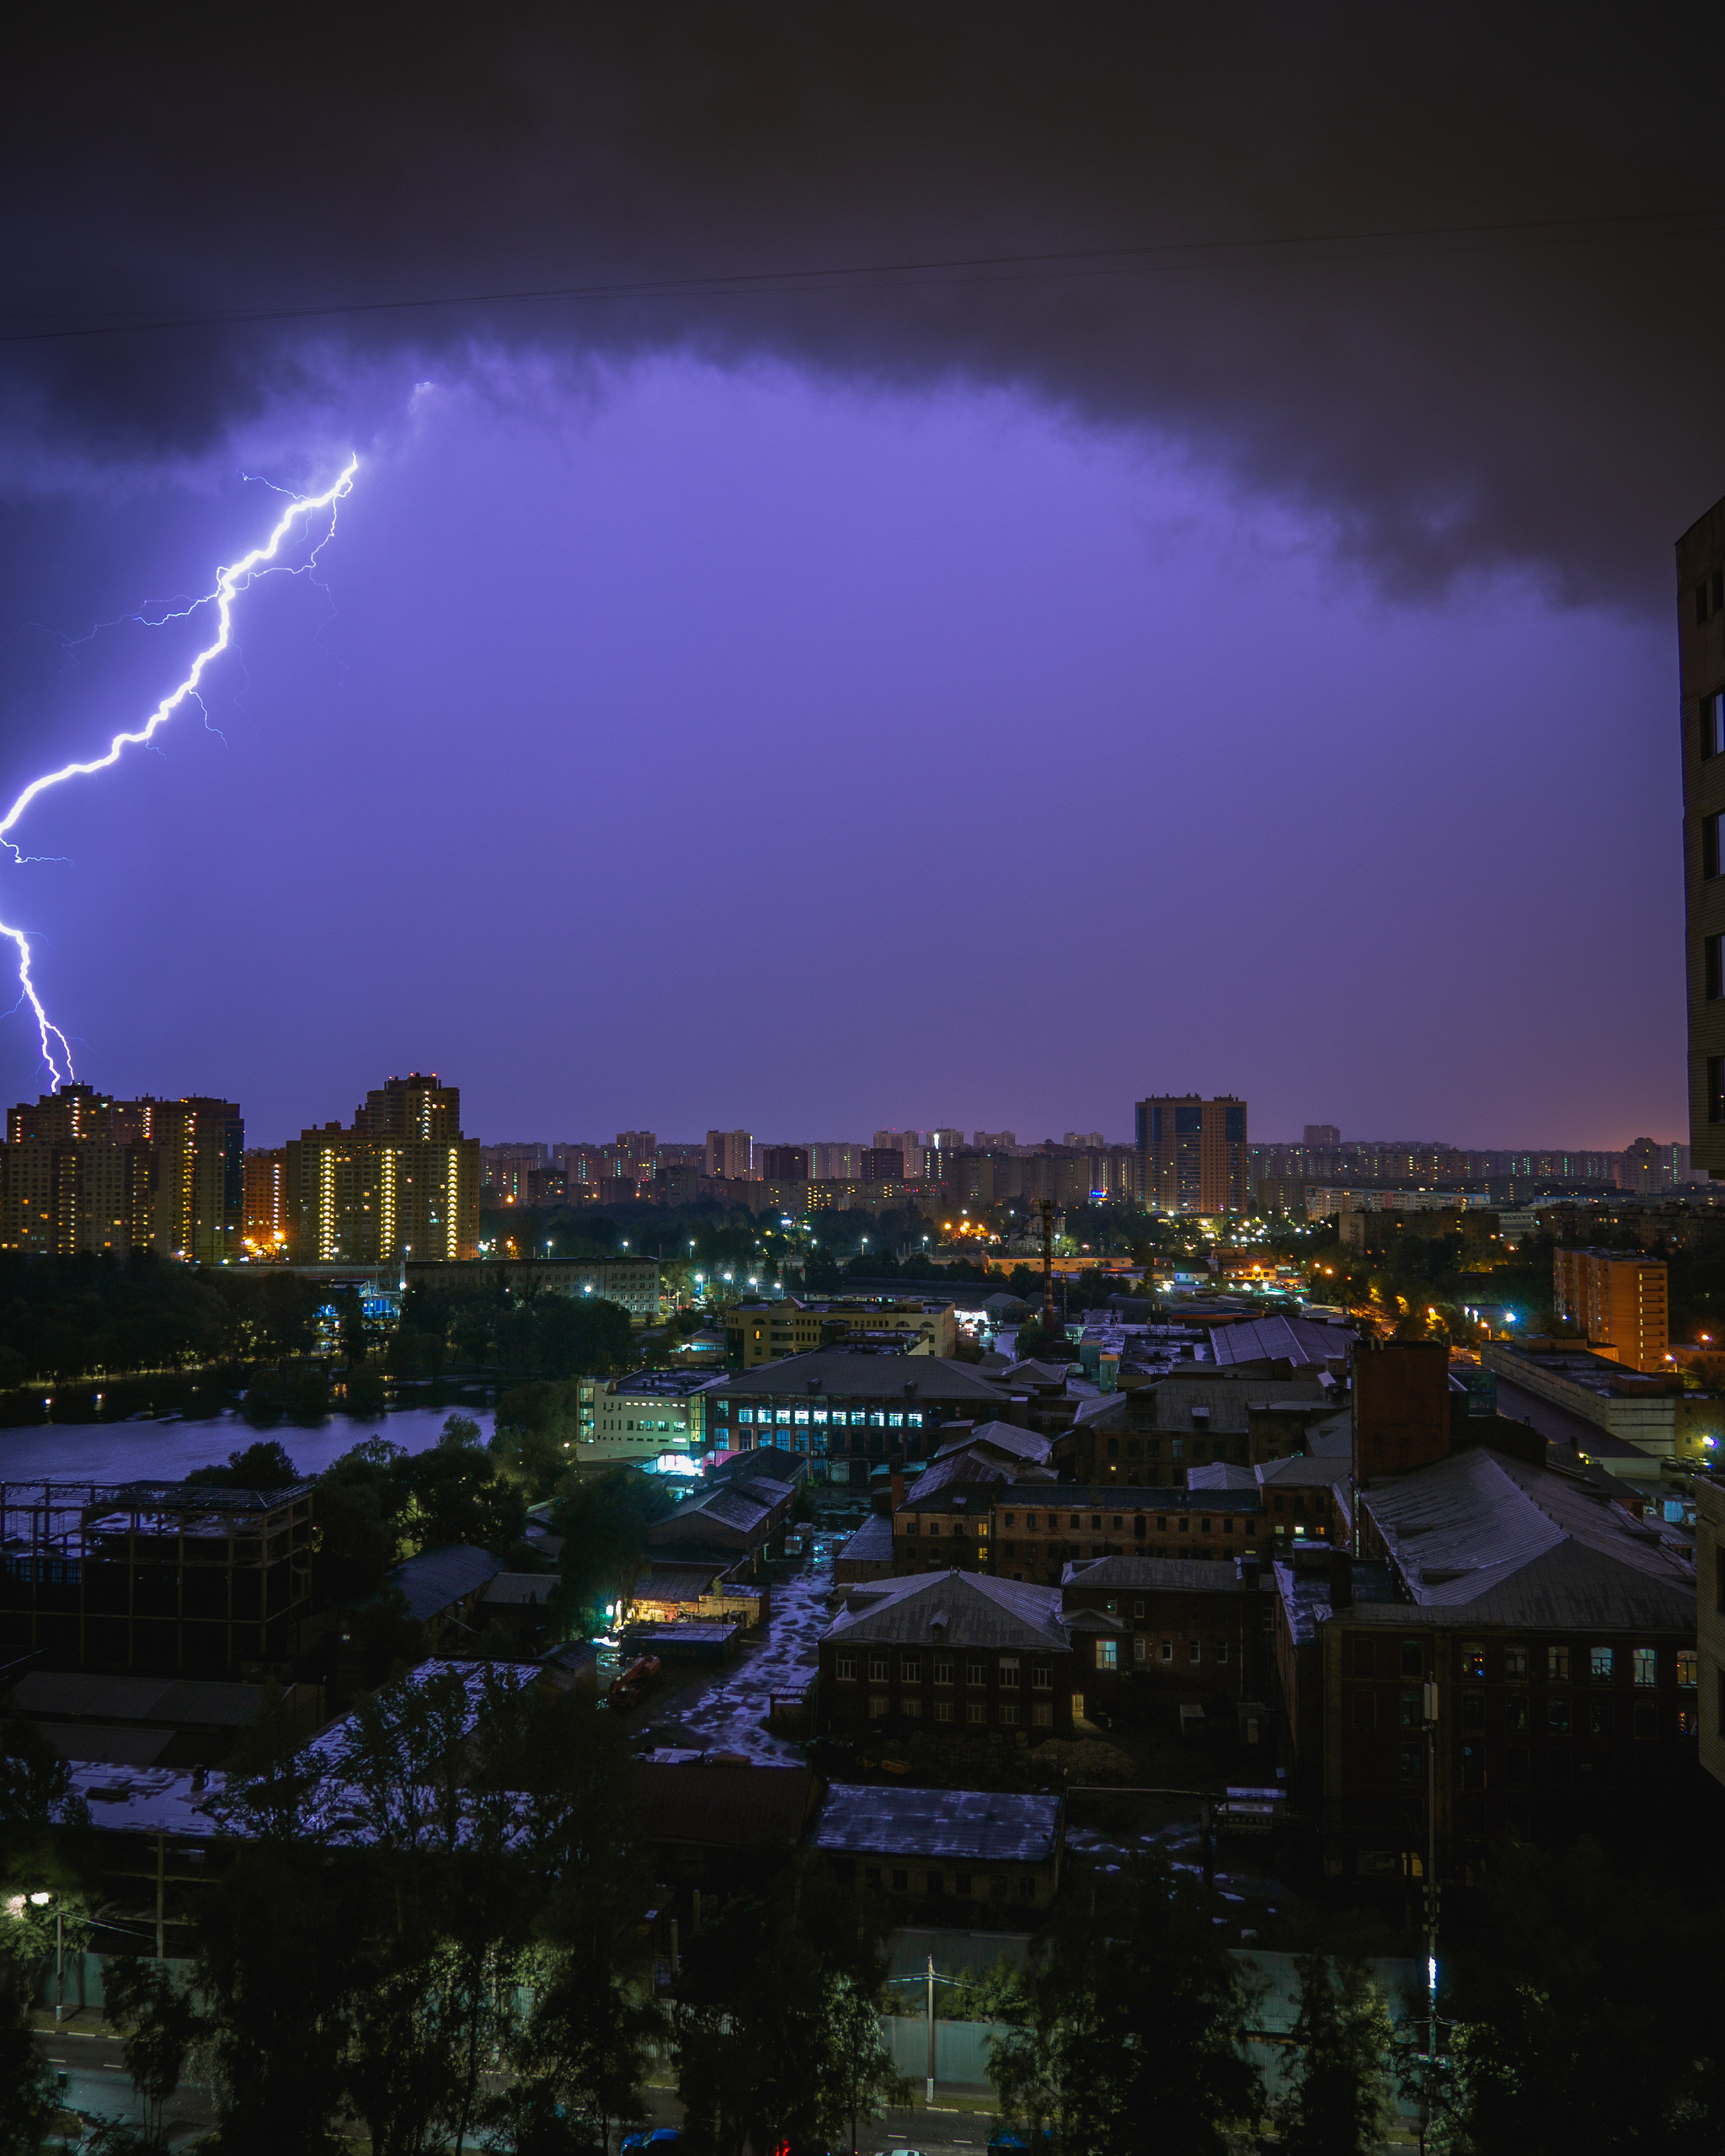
[628,1539,837,1764]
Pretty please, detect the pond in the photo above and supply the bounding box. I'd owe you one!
[0,1403,494,1486]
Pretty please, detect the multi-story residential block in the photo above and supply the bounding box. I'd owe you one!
[759,1145,810,1182]
[479,1143,547,1201]
[1681,488,1725,1176]
[820,1571,1077,1739]
[0,1083,242,1261]
[286,1073,479,1263]
[1135,1094,1248,1214]
[243,1146,286,1257]
[1552,1247,1670,1373]
[724,1296,958,1367]
[704,1129,754,1180]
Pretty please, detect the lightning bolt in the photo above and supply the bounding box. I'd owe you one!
[0,456,359,1083]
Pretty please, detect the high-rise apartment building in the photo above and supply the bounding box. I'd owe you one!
[243,1147,287,1256]
[1552,1247,1669,1374]
[285,1073,479,1264]
[1135,1094,1248,1214]
[759,1145,810,1182]
[705,1129,753,1180]
[1303,1123,1341,1149]
[0,1083,242,1260]
[1681,491,1725,1175]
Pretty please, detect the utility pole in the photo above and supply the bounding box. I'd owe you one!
[1423,1675,1440,2109]
[927,1952,936,2104]
[1038,1198,1057,1342]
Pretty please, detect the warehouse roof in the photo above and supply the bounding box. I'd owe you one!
[937,1420,1055,1467]
[1062,1556,1265,1593]
[1207,1316,1355,1371]
[3,1672,270,1729]
[1354,1446,1696,1630]
[710,1353,1010,1404]
[825,1570,1068,1651]
[815,1783,1061,1865]
[386,1545,502,1623]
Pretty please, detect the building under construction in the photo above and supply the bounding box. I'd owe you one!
[0,1479,313,1677]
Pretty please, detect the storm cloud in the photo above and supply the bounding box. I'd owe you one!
[5,2,1724,607]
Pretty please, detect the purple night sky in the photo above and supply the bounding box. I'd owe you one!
[1,9,1720,1153]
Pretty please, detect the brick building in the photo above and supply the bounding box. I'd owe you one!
[820,1571,1076,1739]
[1275,1446,1699,1873]
[1061,1552,1273,1733]
[705,1350,1011,1480]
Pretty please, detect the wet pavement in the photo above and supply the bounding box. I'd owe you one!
[628,1535,839,1764]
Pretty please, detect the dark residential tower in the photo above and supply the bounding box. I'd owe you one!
[1681,492,1725,1176]
[1135,1095,1248,1214]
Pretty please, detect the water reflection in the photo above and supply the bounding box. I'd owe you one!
[0,1404,493,1484]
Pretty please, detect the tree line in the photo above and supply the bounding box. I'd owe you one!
[0,1666,907,2156]
[6,1673,1725,2156]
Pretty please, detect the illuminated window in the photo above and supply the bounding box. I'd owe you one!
[1633,1648,1656,1688]
[1679,1650,1698,1688]
[1590,1646,1615,1683]
[1097,1639,1118,1671]
[1548,1645,1570,1681]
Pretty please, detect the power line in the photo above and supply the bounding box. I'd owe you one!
[2,201,1718,347]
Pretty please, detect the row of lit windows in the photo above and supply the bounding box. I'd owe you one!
[1091,1636,1228,1669]
[1456,1642,1694,1685]
[733,1406,926,1428]
[836,1651,1053,1688]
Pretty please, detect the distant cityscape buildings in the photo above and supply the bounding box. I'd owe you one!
[0,1082,242,1259]
[280,1072,480,1264]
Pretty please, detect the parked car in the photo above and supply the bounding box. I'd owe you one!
[607,1654,663,1710]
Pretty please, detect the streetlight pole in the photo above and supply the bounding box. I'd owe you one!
[1423,1676,1440,2089]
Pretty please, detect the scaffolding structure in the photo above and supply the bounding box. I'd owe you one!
[0,1479,313,1676]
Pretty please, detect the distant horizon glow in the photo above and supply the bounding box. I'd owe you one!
[0,360,1686,1152]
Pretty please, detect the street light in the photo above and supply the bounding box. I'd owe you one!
[29,1893,63,2023]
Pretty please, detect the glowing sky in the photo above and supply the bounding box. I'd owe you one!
[0,359,1680,1148]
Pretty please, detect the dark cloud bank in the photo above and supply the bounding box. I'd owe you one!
[5,3,1724,606]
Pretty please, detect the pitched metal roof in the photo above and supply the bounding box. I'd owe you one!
[835,1514,895,1564]
[1006,1483,1260,1513]
[936,1420,1054,1465]
[1350,1447,1696,1630]
[825,1570,1069,1651]
[710,1352,1010,1402]
[1207,1316,1356,1370]
[3,1671,270,1728]
[814,1782,1062,1865]
[387,1545,503,1622]
[1062,1556,1262,1593]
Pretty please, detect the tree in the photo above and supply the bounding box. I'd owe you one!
[1444,1841,1724,2154]
[824,1973,911,2153]
[104,1958,201,2148]
[0,1956,55,2156]
[989,1854,1259,2156]
[551,1470,677,1632]
[189,1438,301,1488]
[1272,1951,1395,2156]
[674,1856,891,2156]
